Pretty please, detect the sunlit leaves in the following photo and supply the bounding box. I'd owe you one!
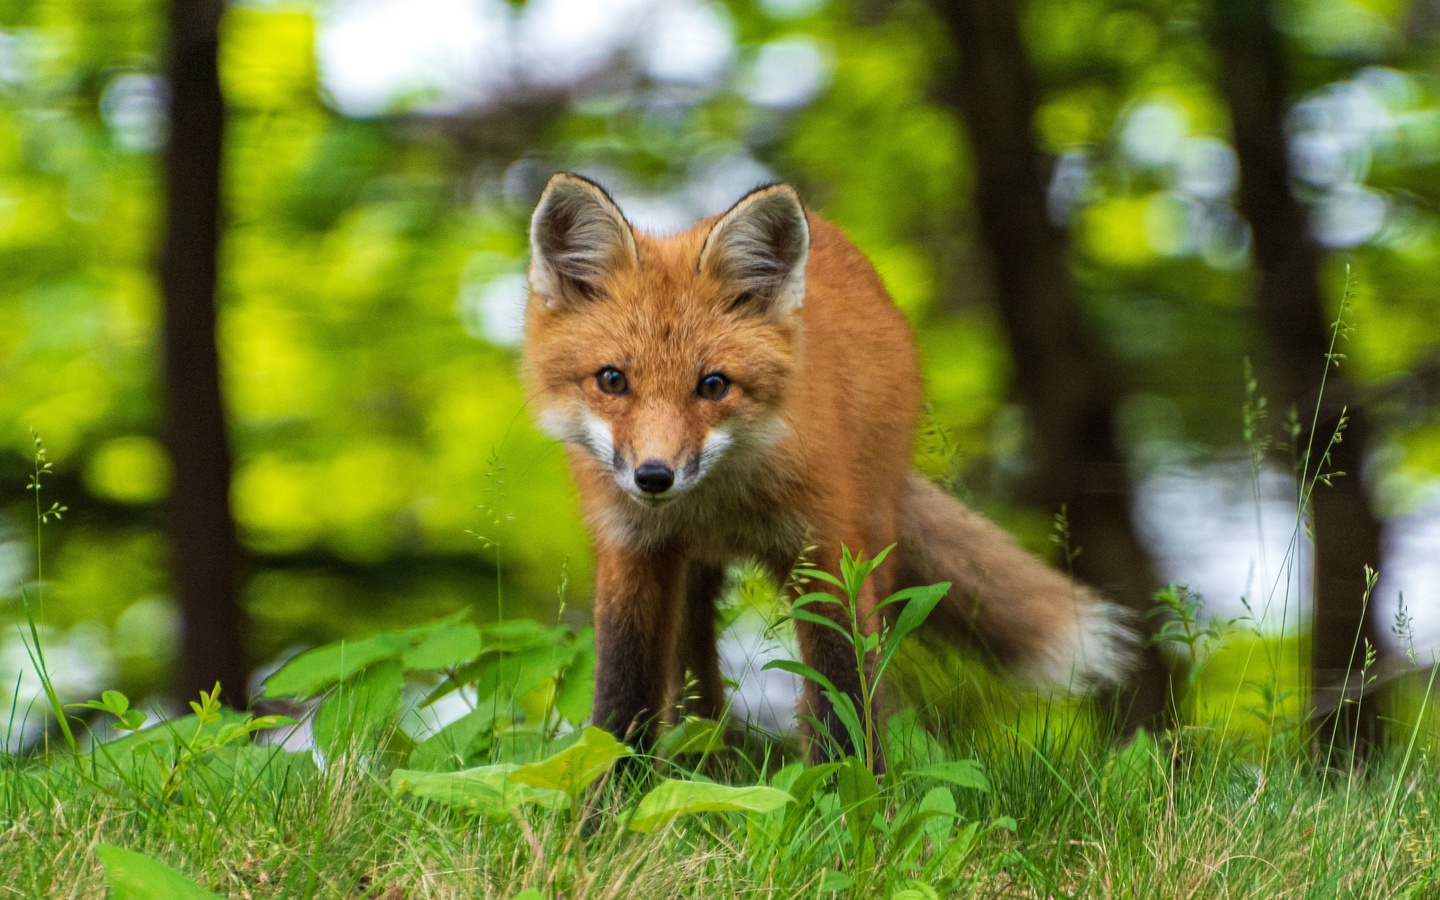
[220,7,317,111]
[508,726,629,797]
[310,659,404,758]
[907,760,991,794]
[261,613,476,699]
[95,844,221,900]
[629,779,794,833]
[390,764,567,820]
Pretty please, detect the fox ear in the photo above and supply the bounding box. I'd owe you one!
[529,173,639,307]
[699,184,810,316]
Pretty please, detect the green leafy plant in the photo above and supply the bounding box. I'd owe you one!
[72,683,297,805]
[628,779,794,832]
[395,726,630,888]
[764,543,949,774]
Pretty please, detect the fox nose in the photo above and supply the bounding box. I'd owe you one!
[633,461,675,495]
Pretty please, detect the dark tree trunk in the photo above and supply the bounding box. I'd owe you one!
[1211,0,1384,762]
[929,0,1173,730]
[161,0,248,706]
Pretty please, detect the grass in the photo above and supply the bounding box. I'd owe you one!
[3,697,1440,898]
[4,575,1440,898]
[11,549,1437,898]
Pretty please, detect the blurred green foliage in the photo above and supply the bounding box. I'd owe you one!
[1,0,1438,711]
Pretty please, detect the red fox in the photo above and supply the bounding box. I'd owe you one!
[523,173,1135,757]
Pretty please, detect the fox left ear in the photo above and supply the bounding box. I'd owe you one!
[529,173,640,307]
[699,184,810,316]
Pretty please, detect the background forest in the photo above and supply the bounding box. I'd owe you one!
[3,0,1440,751]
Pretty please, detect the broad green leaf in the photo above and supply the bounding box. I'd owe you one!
[425,643,573,709]
[391,765,566,819]
[95,845,220,900]
[836,755,880,853]
[885,707,947,765]
[88,709,260,781]
[478,620,571,653]
[263,633,407,699]
[245,714,298,733]
[206,744,317,787]
[890,808,954,859]
[657,717,727,756]
[917,785,957,848]
[311,659,404,757]
[515,676,560,724]
[629,779,794,832]
[909,759,990,793]
[1106,726,1160,783]
[818,869,853,892]
[69,690,131,716]
[891,883,941,900]
[407,706,497,771]
[554,629,595,725]
[783,761,841,809]
[493,727,553,765]
[768,761,806,793]
[262,614,469,698]
[937,821,983,876]
[509,726,629,795]
[402,624,481,671]
[777,761,842,842]
[511,891,543,900]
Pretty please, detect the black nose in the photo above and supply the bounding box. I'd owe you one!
[633,461,675,495]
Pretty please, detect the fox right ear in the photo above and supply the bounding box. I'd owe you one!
[700,183,810,317]
[529,174,639,307]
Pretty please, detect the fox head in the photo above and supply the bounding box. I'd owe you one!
[523,173,809,508]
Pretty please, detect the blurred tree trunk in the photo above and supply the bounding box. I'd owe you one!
[929,0,1173,731]
[1211,0,1383,761]
[161,0,248,706]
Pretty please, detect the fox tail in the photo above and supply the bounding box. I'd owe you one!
[894,474,1137,689]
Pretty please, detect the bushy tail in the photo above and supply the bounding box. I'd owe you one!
[894,474,1137,689]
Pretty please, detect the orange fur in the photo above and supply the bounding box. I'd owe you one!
[523,174,1134,759]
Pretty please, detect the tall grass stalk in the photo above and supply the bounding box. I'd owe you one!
[17,430,75,756]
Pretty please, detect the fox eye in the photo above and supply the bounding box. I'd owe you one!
[596,367,628,395]
[697,373,729,401]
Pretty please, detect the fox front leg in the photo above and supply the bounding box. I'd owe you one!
[590,544,685,751]
[676,562,727,721]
